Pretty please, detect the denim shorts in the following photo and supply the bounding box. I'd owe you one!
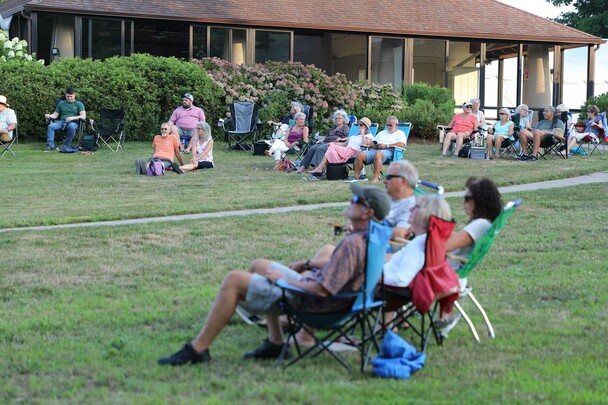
[238,262,303,315]
[362,149,393,164]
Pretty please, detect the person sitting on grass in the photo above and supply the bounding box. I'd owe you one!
[157,184,390,366]
[151,122,185,173]
[180,122,214,172]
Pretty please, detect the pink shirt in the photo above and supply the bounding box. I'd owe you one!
[452,114,477,133]
[169,106,206,130]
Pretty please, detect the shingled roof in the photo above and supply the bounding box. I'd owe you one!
[0,0,602,45]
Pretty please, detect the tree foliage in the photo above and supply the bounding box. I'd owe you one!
[549,0,608,37]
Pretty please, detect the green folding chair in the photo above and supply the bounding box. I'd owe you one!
[440,198,522,342]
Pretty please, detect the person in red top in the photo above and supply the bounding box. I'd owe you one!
[151,122,185,172]
[439,101,480,158]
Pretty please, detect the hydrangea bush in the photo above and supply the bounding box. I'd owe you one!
[194,57,403,136]
[0,32,43,64]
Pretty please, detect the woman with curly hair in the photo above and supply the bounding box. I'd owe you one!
[446,177,502,272]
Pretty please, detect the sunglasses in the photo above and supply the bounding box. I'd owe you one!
[464,195,474,202]
[385,174,404,181]
[499,113,508,116]
[350,194,370,208]
[464,106,472,109]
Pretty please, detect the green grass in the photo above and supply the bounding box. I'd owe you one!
[1,141,607,403]
[0,141,606,228]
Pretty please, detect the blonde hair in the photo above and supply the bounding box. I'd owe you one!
[411,194,452,231]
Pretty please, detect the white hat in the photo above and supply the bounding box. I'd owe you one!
[0,95,10,107]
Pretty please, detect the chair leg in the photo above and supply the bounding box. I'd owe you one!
[467,291,495,339]
[453,300,481,343]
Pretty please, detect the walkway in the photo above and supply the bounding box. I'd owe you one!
[2,172,607,234]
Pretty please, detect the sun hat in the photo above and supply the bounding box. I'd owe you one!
[357,117,372,129]
[0,95,10,107]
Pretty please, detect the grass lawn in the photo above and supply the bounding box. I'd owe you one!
[1,141,607,403]
[0,141,606,228]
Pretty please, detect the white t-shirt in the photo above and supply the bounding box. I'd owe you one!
[347,133,373,151]
[373,129,406,145]
[448,218,492,271]
[382,233,426,287]
[385,196,415,230]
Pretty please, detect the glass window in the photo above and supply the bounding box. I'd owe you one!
[82,18,122,59]
[192,25,207,59]
[255,30,290,63]
[294,31,366,82]
[371,37,404,90]
[448,41,480,104]
[563,47,588,109]
[35,12,55,64]
[210,27,246,64]
[133,19,189,58]
[413,38,446,86]
[484,43,519,110]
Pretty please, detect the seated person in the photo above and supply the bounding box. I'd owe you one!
[486,107,515,159]
[439,101,479,158]
[446,177,502,279]
[44,87,86,152]
[267,101,302,139]
[265,112,309,170]
[169,93,206,150]
[352,116,406,183]
[377,194,454,324]
[151,122,185,173]
[512,104,532,140]
[180,122,214,172]
[296,109,350,173]
[518,105,565,161]
[157,184,391,366]
[0,95,17,143]
[567,105,602,155]
[470,97,487,142]
[308,117,373,176]
[382,160,418,240]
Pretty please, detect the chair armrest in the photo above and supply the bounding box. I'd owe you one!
[275,278,359,300]
[276,278,307,295]
[447,253,468,264]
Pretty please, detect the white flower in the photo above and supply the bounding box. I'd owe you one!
[4,41,13,49]
[15,51,23,58]
[25,54,32,61]
[37,59,45,65]
[7,50,14,58]
[14,43,22,51]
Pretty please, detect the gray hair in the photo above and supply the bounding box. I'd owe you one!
[515,104,529,115]
[470,97,481,104]
[294,112,306,121]
[411,194,452,231]
[389,160,418,189]
[196,121,212,142]
[556,103,569,112]
[290,101,302,112]
[333,109,349,125]
[499,107,511,118]
[544,105,556,114]
[386,116,398,124]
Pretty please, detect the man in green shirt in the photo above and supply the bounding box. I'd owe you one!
[518,105,565,161]
[44,87,86,152]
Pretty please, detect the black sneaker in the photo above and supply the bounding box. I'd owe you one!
[528,155,538,161]
[43,146,55,152]
[519,154,528,161]
[243,339,291,360]
[158,342,211,366]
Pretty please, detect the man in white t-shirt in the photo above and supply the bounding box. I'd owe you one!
[383,160,418,240]
[352,116,406,183]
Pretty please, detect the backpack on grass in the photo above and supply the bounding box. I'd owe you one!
[147,158,164,176]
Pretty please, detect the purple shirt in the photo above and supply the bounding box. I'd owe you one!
[169,106,206,130]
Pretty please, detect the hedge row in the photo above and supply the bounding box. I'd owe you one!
[0,54,457,142]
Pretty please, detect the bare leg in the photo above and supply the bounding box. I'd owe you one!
[531,130,543,157]
[354,151,366,178]
[191,271,252,352]
[454,133,465,155]
[442,132,456,155]
[180,163,197,172]
[372,152,383,183]
[519,129,532,155]
[494,136,503,158]
[486,134,494,157]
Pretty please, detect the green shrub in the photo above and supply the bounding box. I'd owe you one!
[400,83,456,139]
[579,93,608,123]
[0,54,223,142]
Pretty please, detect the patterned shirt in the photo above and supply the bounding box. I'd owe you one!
[0,107,17,138]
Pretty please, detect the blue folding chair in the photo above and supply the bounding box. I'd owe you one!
[276,219,393,372]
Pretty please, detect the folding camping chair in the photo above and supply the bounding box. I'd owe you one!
[380,215,459,352]
[49,98,88,147]
[439,199,522,342]
[0,126,18,158]
[219,101,261,151]
[276,219,393,372]
[572,113,605,157]
[92,108,125,152]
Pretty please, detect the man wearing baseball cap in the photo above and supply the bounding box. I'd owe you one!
[0,95,17,143]
[158,184,390,366]
[169,93,206,151]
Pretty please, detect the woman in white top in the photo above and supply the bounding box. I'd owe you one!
[308,117,374,175]
[446,177,503,274]
[486,107,515,159]
[180,122,214,172]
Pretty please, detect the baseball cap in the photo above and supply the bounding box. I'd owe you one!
[183,93,194,102]
[463,101,473,107]
[350,183,391,220]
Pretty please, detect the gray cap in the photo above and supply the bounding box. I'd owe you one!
[350,183,391,220]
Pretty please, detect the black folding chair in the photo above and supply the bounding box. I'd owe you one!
[49,98,88,147]
[93,108,126,152]
[220,102,261,151]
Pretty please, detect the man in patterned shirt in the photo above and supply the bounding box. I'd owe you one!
[158,184,390,366]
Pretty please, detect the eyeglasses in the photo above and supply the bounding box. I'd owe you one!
[386,124,396,127]
[385,174,404,181]
[350,194,370,208]
[161,128,169,131]
[499,113,507,116]
[464,195,474,202]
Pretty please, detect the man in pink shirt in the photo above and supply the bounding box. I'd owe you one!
[169,93,206,142]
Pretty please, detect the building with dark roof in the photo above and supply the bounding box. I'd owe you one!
[0,0,604,112]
